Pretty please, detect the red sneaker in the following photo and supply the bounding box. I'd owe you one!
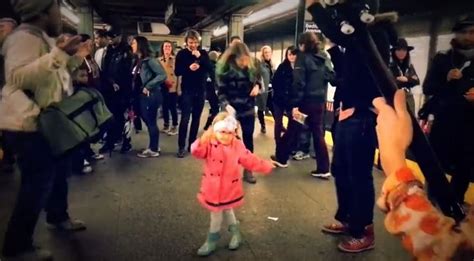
[322,222,348,235]
[338,235,375,253]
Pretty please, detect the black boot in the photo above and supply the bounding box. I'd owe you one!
[258,110,266,134]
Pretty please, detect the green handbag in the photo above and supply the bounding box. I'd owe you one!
[38,88,113,156]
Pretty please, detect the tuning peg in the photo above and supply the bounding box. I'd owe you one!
[340,21,355,35]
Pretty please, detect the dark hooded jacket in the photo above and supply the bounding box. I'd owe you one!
[289,52,334,108]
[272,59,293,108]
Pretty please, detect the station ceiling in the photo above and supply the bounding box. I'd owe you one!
[71,0,265,34]
[68,0,471,37]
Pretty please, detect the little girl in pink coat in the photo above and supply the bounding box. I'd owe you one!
[191,112,273,256]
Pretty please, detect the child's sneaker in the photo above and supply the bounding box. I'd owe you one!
[197,232,220,256]
[338,235,375,253]
[137,149,160,158]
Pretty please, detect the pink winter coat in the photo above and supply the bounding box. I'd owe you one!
[191,137,273,212]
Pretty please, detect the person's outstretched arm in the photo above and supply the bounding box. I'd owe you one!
[373,90,474,260]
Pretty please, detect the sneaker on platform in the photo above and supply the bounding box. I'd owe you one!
[82,160,93,174]
[293,151,310,161]
[270,155,288,168]
[338,235,375,253]
[137,149,160,158]
[91,154,105,161]
[311,171,331,179]
[168,126,178,136]
[47,219,86,232]
[161,126,170,133]
[322,222,348,235]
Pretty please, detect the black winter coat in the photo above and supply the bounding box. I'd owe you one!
[290,52,333,108]
[175,48,211,97]
[422,43,474,167]
[272,60,293,108]
[102,43,133,98]
[389,57,420,90]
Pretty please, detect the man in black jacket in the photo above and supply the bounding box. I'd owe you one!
[306,0,398,253]
[175,30,211,158]
[423,16,474,208]
[99,29,133,153]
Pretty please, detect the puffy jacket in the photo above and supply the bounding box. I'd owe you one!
[272,60,293,108]
[191,136,273,211]
[290,52,334,108]
[217,65,260,118]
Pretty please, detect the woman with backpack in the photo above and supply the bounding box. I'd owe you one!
[131,36,167,158]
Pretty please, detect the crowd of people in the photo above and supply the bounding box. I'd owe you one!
[0,0,473,260]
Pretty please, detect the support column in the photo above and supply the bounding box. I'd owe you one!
[227,14,244,45]
[201,30,212,51]
[77,6,93,36]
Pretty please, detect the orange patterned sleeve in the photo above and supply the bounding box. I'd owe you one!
[377,167,474,260]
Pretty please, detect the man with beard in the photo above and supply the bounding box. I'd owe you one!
[423,16,474,209]
[99,29,133,154]
[0,0,92,259]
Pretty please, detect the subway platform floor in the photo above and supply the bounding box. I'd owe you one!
[0,116,426,261]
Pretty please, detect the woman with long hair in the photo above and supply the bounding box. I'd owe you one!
[272,46,297,143]
[256,45,274,134]
[131,36,167,158]
[389,38,420,113]
[271,32,332,179]
[217,42,262,184]
[158,40,180,136]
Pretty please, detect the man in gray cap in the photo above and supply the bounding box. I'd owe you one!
[0,0,92,260]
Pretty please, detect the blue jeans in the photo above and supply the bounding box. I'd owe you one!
[331,112,377,238]
[140,89,162,152]
[2,132,71,256]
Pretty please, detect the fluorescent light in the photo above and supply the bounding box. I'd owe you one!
[213,25,229,37]
[213,0,298,37]
[244,0,298,26]
[60,5,80,25]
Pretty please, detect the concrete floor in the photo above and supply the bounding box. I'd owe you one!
[0,115,414,261]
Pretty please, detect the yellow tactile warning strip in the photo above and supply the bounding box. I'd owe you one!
[269,115,474,204]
